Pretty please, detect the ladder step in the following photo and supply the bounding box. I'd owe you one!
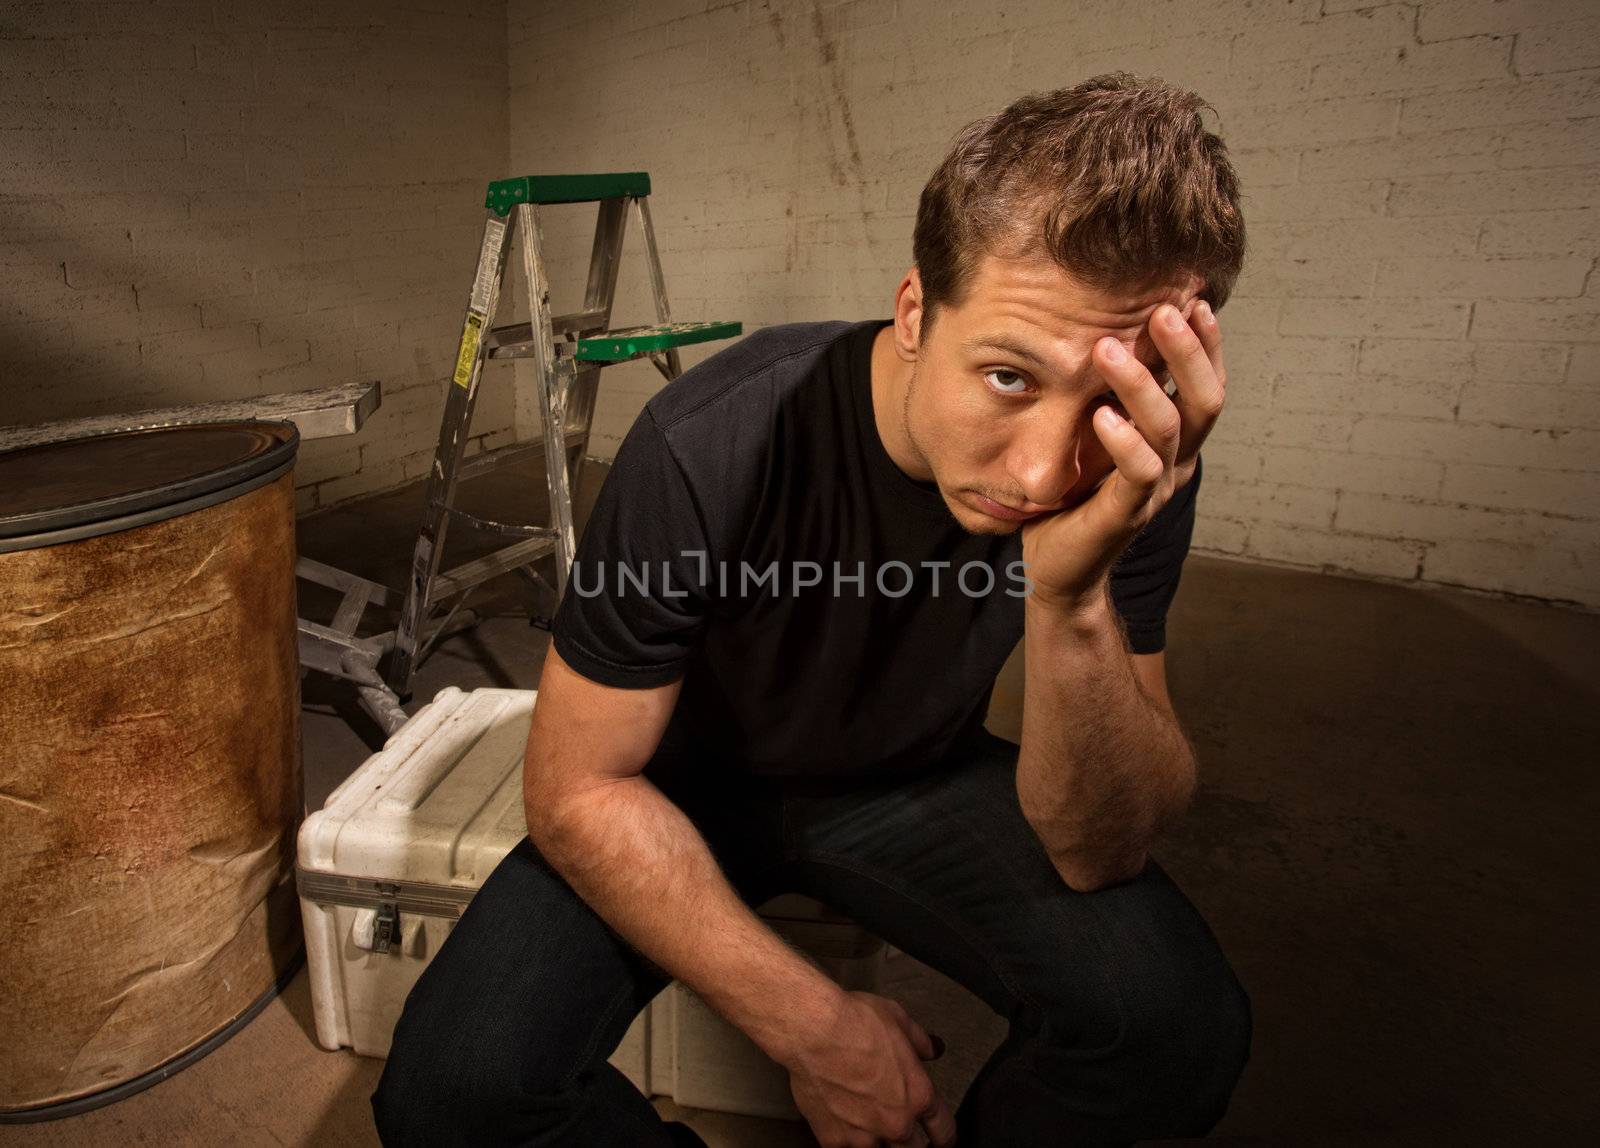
[575,321,742,363]
[432,536,559,602]
[457,426,588,481]
[486,172,651,214]
[485,309,608,358]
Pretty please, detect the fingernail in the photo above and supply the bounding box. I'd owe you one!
[1101,339,1125,363]
[929,1033,946,1059]
[1198,300,1213,323]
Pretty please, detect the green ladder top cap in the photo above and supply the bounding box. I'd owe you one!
[485,173,653,213]
[575,321,742,362]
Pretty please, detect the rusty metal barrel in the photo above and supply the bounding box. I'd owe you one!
[0,421,304,1120]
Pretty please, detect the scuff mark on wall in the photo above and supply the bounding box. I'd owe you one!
[809,1,865,187]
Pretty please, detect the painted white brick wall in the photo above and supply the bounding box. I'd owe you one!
[0,0,511,517]
[507,0,1600,609]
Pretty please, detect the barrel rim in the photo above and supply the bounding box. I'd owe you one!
[0,420,300,551]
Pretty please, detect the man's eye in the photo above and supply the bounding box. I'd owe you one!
[983,368,1028,395]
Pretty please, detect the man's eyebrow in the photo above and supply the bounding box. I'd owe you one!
[961,333,1050,368]
[964,332,1170,381]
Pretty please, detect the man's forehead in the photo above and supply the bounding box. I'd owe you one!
[951,256,1198,378]
[965,252,1202,324]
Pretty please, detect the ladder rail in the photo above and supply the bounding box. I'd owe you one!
[635,195,683,379]
[518,201,576,605]
[388,212,515,693]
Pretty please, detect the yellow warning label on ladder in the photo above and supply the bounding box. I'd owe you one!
[453,312,484,388]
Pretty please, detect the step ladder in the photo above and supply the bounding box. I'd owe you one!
[382,171,740,699]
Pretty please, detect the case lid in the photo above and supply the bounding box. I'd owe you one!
[298,687,534,887]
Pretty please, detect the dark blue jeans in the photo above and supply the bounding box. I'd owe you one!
[371,728,1252,1146]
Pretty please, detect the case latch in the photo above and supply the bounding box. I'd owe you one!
[372,883,401,954]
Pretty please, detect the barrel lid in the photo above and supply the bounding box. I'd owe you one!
[0,421,299,543]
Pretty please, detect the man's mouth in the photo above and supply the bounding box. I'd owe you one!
[969,492,1047,522]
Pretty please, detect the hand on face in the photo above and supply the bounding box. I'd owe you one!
[1020,299,1226,612]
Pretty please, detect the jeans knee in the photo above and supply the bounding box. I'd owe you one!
[1114,963,1253,1136]
[372,1003,525,1146]
[1029,960,1252,1139]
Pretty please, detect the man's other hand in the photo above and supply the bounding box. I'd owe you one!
[784,990,957,1147]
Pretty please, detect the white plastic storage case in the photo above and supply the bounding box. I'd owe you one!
[296,686,886,1120]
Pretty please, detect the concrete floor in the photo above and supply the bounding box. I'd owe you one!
[5,452,1597,1147]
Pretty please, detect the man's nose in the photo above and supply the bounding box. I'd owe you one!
[1007,414,1082,510]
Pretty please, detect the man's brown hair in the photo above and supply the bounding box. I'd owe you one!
[912,72,1248,338]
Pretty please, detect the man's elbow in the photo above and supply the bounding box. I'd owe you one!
[1052,849,1151,894]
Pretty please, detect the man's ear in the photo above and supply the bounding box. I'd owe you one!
[893,267,924,362]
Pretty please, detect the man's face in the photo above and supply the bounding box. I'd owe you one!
[896,252,1203,536]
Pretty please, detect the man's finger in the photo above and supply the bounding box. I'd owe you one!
[891,1008,937,1062]
[917,1088,960,1148]
[1091,404,1165,524]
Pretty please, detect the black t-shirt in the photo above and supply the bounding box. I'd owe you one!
[551,318,1202,783]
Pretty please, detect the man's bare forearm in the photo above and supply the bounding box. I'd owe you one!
[528,777,845,1069]
[1016,586,1197,892]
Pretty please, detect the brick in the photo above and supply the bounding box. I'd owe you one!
[1441,462,1600,515]
[200,341,312,392]
[1229,146,1301,188]
[1399,73,1600,134]
[1495,118,1600,170]
[1201,476,1338,528]
[1220,93,1401,148]
[1275,370,1461,419]
[1239,257,1376,298]
[1569,343,1600,386]
[1336,490,1595,549]
[1348,416,1600,469]
[1390,165,1600,216]
[1416,0,1596,43]
[1421,538,1596,605]
[292,437,363,485]
[1190,514,1250,555]
[1475,340,1570,384]
[140,323,258,369]
[1374,256,1591,298]
[1261,444,1445,500]
[1234,2,1414,63]
[1280,297,1471,339]
[1221,405,1360,450]
[200,289,311,329]
[1471,299,1600,343]
[1456,381,1600,429]
[1206,295,1279,337]
[1229,333,1363,382]
[1286,217,1480,261]
[1357,336,1476,382]
[1308,34,1513,99]
[1478,211,1600,258]
[1249,521,1425,579]
[293,482,320,516]
[1514,16,1600,76]
[1244,179,1389,223]
[1300,125,1503,182]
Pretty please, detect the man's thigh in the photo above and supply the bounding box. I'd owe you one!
[376,756,788,1129]
[775,728,1246,1053]
[380,836,669,1103]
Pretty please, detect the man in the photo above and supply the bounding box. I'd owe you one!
[374,72,1251,1147]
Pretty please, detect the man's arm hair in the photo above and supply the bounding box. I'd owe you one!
[522,647,844,1069]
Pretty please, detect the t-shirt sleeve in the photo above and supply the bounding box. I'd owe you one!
[550,408,715,688]
[1108,452,1203,655]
